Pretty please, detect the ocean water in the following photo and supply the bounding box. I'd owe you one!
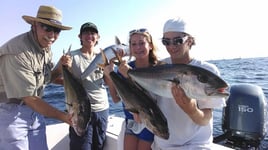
[43,57,268,149]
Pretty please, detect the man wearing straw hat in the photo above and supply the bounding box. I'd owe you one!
[0,5,72,150]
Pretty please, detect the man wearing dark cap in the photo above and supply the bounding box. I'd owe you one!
[60,22,111,150]
[0,5,72,150]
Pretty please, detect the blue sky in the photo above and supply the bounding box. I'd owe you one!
[1,0,268,62]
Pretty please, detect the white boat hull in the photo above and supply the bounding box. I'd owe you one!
[46,116,233,150]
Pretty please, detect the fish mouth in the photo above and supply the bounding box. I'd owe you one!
[159,132,169,140]
[71,122,84,136]
[205,86,230,98]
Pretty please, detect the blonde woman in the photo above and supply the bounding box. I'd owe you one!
[104,28,163,150]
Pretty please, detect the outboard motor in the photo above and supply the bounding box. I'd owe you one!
[214,83,267,149]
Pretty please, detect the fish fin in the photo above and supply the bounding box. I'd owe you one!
[115,36,121,45]
[115,36,127,48]
[67,44,72,55]
[63,44,72,56]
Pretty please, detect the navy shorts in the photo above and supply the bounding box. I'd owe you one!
[125,119,154,142]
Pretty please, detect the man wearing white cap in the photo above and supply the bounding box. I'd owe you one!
[0,5,72,150]
[151,17,226,149]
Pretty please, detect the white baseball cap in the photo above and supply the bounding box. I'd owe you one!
[163,17,190,35]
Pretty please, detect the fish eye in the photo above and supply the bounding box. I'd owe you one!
[197,74,208,83]
[173,78,180,84]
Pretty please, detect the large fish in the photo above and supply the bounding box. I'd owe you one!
[62,65,91,136]
[81,36,129,80]
[109,71,169,139]
[128,64,230,100]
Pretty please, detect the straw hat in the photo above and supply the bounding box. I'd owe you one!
[22,5,72,30]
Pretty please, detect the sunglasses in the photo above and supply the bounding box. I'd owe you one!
[40,23,61,34]
[162,36,188,46]
[129,28,148,35]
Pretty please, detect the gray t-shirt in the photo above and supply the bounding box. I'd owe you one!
[69,49,109,112]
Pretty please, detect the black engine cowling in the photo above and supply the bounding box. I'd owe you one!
[215,83,267,148]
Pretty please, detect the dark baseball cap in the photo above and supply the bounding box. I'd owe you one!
[80,22,98,34]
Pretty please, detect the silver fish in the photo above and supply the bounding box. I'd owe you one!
[128,64,229,100]
[80,36,129,80]
[109,71,169,139]
[62,65,91,136]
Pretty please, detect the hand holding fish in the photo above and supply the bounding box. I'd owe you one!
[59,44,73,69]
[171,84,197,112]
[172,84,212,125]
[118,60,132,78]
[103,55,119,77]
[102,50,125,104]
[109,47,126,66]
[62,112,73,126]
[113,48,125,59]
[60,54,72,68]
[108,47,131,78]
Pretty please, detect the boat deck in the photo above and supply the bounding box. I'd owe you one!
[46,116,233,150]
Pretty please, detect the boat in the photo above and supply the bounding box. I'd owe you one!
[46,116,233,150]
[46,83,267,150]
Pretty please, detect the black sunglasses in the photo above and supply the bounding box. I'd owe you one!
[40,23,61,34]
[162,36,188,46]
[129,28,148,35]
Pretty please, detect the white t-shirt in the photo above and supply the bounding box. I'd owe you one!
[152,58,226,150]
